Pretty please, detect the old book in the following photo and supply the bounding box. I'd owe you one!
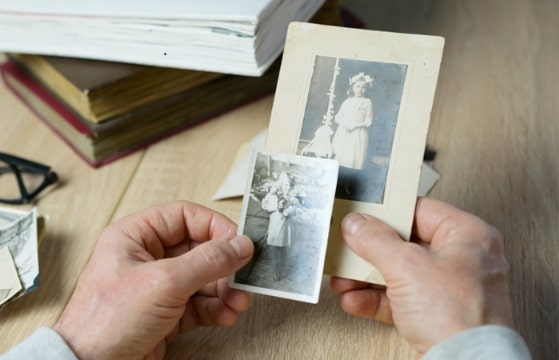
[1,60,280,167]
[3,0,341,124]
[0,0,326,76]
[7,53,222,124]
[0,1,342,168]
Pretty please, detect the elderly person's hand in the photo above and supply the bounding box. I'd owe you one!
[331,197,514,355]
[54,201,254,360]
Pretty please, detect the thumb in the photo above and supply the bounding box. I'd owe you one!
[170,235,254,296]
[342,213,408,275]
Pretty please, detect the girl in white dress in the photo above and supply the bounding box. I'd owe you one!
[331,72,374,169]
[261,172,299,280]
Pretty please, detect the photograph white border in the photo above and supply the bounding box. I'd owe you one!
[266,22,444,284]
[229,150,338,303]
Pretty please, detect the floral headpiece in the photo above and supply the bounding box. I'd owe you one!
[349,72,374,86]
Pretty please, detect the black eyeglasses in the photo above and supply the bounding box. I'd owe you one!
[0,152,58,204]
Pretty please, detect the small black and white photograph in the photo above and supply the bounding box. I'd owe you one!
[230,151,338,303]
[298,56,407,204]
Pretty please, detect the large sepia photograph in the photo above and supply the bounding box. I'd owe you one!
[230,151,338,303]
[299,56,406,203]
[266,23,444,284]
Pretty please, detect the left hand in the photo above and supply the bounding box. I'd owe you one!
[54,201,254,360]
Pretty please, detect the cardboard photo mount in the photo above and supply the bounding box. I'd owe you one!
[266,22,444,284]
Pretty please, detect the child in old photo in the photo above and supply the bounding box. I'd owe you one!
[232,151,338,303]
[261,172,300,281]
[331,72,374,170]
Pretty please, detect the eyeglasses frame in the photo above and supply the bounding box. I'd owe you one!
[0,152,58,204]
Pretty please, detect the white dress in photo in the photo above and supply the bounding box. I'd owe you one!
[331,96,373,169]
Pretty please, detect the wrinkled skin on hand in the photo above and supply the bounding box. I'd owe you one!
[54,201,254,360]
[330,197,514,355]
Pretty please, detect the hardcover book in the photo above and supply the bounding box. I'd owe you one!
[7,53,222,124]
[1,60,279,167]
[2,0,341,124]
[0,1,342,168]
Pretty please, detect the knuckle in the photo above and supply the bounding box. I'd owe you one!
[486,225,505,252]
[469,217,505,255]
[202,243,233,269]
[446,213,505,252]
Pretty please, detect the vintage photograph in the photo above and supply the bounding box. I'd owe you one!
[266,23,444,284]
[230,151,338,303]
[0,207,39,296]
[299,56,407,203]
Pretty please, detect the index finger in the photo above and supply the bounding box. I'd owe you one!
[105,201,237,259]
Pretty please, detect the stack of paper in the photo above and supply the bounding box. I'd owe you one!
[0,247,22,307]
[0,207,39,308]
[0,0,326,76]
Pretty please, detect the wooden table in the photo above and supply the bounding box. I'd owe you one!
[0,1,557,358]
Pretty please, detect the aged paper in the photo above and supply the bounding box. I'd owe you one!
[0,207,39,294]
[230,151,338,303]
[0,246,22,306]
[213,129,268,200]
[266,23,444,284]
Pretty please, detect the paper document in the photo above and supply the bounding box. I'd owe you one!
[0,246,22,306]
[213,130,268,200]
[0,207,39,297]
[0,0,326,75]
[213,130,440,200]
[0,0,279,20]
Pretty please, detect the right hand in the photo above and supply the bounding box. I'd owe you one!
[330,197,515,355]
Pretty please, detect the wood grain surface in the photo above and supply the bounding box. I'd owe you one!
[0,0,557,359]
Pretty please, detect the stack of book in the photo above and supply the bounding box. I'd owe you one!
[0,0,328,76]
[0,1,341,168]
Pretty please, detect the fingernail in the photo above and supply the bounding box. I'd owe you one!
[343,213,367,235]
[229,235,253,258]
